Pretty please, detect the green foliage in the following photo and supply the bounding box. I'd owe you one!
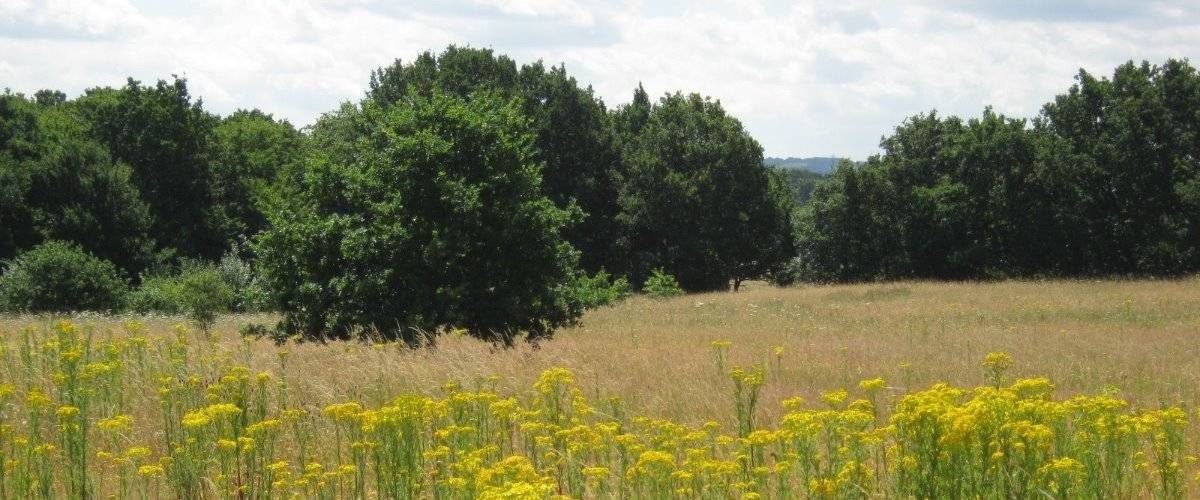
[0,92,155,274]
[125,274,184,314]
[5,49,1199,319]
[0,240,128,312]
[127,263,235,331]
[1,82,306,286]
[569,270,631,309]
[216,247,271,313]
[0,92,43,261]
[764,156,846,174]
[174,265,235,332]
[209,109,305,243]
[774,166,827,206]
[0,80,299,284]
[0,49,809,320]
[238,322,270,339]
[31,114,156,274]
[610,83,652,145]
[642,268,684,298]
[796,59,1200,282]
[33,89,66,107]
[1039,60,1200,275]
[615,92,796,292]
[730,166,797,290]
[367,46,623,273]
[368,46,520,103]
[257,89,581,344]
[797,111,1060,281]
[76,77,224,260]
[518,63,624,274]
[766,257,806,286]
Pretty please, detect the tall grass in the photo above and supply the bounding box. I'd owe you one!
[0,278,1199,497]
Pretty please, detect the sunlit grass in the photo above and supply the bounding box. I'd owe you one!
[1,277,1199,497]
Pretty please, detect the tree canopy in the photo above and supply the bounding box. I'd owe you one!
[5,47,1198,341]
[0,91,155,274]
[367,46,623,273]
[256,90,581,343]
[614,92,795,291]
[76,78,225,261]
[793,58,1200,282]
[210,109,305,245]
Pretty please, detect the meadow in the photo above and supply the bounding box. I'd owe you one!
[2,278,1199,498]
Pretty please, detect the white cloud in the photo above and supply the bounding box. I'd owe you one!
[472,0,595,26]
[0,0,1196,157]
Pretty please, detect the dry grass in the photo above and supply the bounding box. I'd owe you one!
[5,277,1198,430]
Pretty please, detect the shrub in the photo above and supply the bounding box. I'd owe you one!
[642,268,684,298]
[126,274,184,314]
[0,240,128,312]
[216,247,271,312]
[570,270,631,310]
[238,322,270,339]
[176,265,235,332]
[767,256,805,286]
[128,263,235,332]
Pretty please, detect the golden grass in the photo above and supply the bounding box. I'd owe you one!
[6,277,1198,429]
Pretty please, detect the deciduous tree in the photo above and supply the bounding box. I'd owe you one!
[256,91,581,343]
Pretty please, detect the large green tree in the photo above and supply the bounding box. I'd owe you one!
[256,90,581,344]
[796,110,1064,281]
[0,92,41,261]
[610,84,652,146]
[615,92,796,291]
[0,91,155,274]
[729,166,796,290]
[210,109,305,245]
[76,78,223,261]
[367,46,623,272]
[1040,59,1200,274]
[793,160,893,282]
[25,138,155,274]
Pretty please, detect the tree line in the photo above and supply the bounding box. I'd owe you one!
[790,59,1200,282]
[2,49,1197,341]
[0,46,793,342]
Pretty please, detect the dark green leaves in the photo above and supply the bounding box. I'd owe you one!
[797,58,1200,281]
[256,90,581,344]
[613,92,796,291]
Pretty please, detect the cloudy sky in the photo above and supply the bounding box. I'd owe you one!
[1,0,1197,158]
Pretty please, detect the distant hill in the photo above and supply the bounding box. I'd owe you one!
[775,167,826,206]
[764,156,847,174]
[764,157,854,205]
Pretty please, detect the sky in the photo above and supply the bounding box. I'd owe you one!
[1,0,1197,159]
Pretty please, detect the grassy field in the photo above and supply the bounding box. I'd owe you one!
[28,277,1186,427]
[2,278,1199,497]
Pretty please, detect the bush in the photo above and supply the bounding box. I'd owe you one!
[126,274,184,314]
[216,247,271,312]
[176,265,235,332]
[570,270,631,310]
[0,240,128,312]
[128,263,235,332]
[642,268,684,298]
[767,256,806,286]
